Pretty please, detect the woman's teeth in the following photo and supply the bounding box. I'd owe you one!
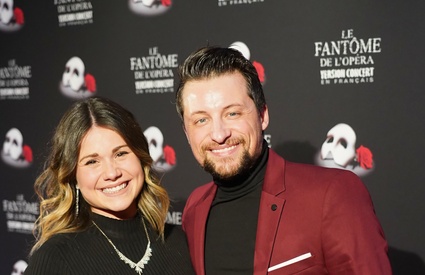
[102,182,127,194]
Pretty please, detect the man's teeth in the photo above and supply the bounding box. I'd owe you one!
[212,145,236,153]
[102,183,127,194]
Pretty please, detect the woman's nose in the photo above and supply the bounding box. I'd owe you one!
[102,160,122,180]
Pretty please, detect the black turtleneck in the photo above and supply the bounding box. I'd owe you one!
[205,141,269,275]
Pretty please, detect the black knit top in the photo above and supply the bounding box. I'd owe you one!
[25,213,195,275]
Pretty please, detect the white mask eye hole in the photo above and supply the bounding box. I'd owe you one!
[338,138,348,149]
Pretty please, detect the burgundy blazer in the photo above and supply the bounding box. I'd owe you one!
[182,149,392,274]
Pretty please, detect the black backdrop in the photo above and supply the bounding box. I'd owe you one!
[1,1,425,274]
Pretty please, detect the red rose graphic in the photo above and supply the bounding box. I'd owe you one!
[163,145,176,165]
[85,74,96,92]
[14,8,24,25]
[23,145,33,162]
[252,61,265,83]
[356,145,373,169]
[161,0,171,6]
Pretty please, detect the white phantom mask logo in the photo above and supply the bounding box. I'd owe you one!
[320,123,356,167]
[11,260,27,275]
[62,57,85,91]
[0,0,14,25]
[3,127,23,161]
[144,126,164,163]
[229,41,251,60]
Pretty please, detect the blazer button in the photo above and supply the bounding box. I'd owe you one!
[271,204,277,211]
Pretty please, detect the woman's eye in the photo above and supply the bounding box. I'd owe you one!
[116,151,129,157]
[84,159,97,165]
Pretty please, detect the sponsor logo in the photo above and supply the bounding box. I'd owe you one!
[0,0,24,32]
[130,47,178,95]
[3,194,38,234]
[1,128,32,168]
[54,0,94,27]
[229,41,266,84]
[143,126,176,172]
[314,29,382,85]
[59,56,97,99]
[315,123,374,177]
[128,0,172,16]
[0,59,31,100]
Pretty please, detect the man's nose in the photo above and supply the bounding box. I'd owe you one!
[209,119,231,143]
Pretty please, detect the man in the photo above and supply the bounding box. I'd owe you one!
[175,46,391,274]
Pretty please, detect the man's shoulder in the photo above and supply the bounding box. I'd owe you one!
[268,149,362,190]
[281,158,365,196]
[282,157,359,181]
[268,149,346,177]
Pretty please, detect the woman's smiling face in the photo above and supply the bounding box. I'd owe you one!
[76,125,144,220]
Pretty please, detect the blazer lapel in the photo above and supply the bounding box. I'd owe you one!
[254,150,287,274]
[193,184,217,275]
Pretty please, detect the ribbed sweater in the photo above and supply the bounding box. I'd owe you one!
[25,213,195,275]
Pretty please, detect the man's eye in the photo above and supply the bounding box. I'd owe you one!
[196,118,207,124]
[228,112,240,117]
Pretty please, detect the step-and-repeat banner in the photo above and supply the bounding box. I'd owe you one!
[1,1,425,274]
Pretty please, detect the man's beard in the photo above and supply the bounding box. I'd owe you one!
[202,147,256,182]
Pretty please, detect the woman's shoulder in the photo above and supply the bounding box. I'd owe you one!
[30,230,95,260]
[25,229,100,274]
[25,234,76,274]
[30,233,79,259]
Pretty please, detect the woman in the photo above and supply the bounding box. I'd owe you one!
[25,97,194,274]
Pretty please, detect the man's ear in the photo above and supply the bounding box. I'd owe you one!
[261,104,270,131]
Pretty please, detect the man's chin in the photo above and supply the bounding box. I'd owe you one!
[202,149,254,181]
[204,164,239,180]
